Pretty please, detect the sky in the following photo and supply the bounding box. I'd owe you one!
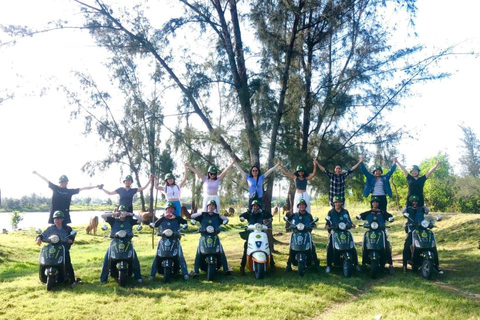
[0,0,479,199]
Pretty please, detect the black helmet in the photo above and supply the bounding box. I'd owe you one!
[297,199,307,207]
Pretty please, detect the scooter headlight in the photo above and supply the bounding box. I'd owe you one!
[421,220,430,228]
[163,229,173,237]
[49,235,60,244]
[117,230,127,238]
[254,223,263,232]
[297,223,305,231]
[371,222,379,230]
[339,222,346,230]
[206,226,215,234]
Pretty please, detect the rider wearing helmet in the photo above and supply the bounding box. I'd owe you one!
[278,158,318,213]
[148,201,190,280]
[394,159,441,207]
[33,171,100,225]
[402,195,443,274]
[153,168,188,217]
[285,199,320,272]
[190,199,231,276]
[360,158,397,212]
[324,196,359,273]
[186,160,236,214]
[238,199,275,275]
[100,174,153,213]
[35,210,79,286]
[356,196,395,272]
[100,205,144,283]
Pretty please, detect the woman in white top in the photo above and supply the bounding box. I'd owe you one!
[154,166,188,217]
[186,161,235,213]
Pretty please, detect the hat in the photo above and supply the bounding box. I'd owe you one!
[123,175,133,183]
[58,175,69,183]
[333,196,344,203]
[53,210,65,218]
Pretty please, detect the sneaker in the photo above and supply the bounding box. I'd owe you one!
[437,267,444,275]
[100,280,107,284]
[285,265,292,272]
[183,274,189,280]
[239,266,245,276]
[193,272,199,278]
[325,266,331,273]
[71,282,77,289]
[403,266,407,274]
[355,265,361,272]
[75,278,83,284]
[225,270,232,276]
[137,278,143,283]
[149,276,154,281]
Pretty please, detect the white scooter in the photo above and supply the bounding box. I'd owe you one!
[240,218,271,279]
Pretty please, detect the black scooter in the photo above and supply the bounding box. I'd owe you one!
[284,216,319,276]
[192,220,224,281]
[152,225,187,283]
[326,216,357,277]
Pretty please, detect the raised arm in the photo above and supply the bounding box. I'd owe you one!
[100,186,118,196]
[316,161,326,173]
[137,174,154,192]
[233,162,247,180]
[32,171,50,184]
[350,156,364,171]
[277,160,296,180]
[263,162,279,178]
[306,158,318,180]
[394,158,408,177]
[79,185,101,192]
[218,160,235,180]
[185,163,204,180]
[425,160,441,179]
[179,164,189,188]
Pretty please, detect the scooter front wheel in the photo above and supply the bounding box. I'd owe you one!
[163,266,172,283]
[119,269,127,286]
[370,259,379,279]
[298,260,305,277]
[253,262,266,279]
[46,275,55,291]
[343,259,353,278]
[421,259,434,280]
[207,263,216,281]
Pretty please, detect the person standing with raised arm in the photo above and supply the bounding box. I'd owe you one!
[99,174,153,213]
[153,165,188,217]
[316,156,363,207]
[395,159,440,207]
[186,160,235,213]
[33,171,100,225]
[278,158,318,213]
[360,158,397,212]
[234,161,279,209]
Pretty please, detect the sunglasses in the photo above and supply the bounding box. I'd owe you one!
[209,172,217,175]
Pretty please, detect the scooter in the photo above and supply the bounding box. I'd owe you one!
[240,219,271,279]
[404,213,439,280]
[37,229,76,291]
[358,214,392,279]
[191,219,224,281]
[152,225,187,283]
[284,216,319,277]
[326,216,357,277]
[102,223,142,286]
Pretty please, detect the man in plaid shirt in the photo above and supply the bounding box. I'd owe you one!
[317,156,363,206]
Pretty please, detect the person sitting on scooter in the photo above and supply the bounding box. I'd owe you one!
[238,199,274,275]
[324,196,359,273]
[356,196,395,272]
[402,195,443,274]
[100,205,144,283]
[191,200,231,276]
[284,199,320,272]
[149,201,190,280]
[36,210,80,287]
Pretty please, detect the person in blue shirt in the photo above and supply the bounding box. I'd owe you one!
[234,162,278,209]
[100,205,144,283]
[360,158,397,211]
[100,174,152,213]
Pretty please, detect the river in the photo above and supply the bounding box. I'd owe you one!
[0,211,105,232]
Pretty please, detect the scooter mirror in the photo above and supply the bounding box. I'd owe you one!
[283,216,288,222]
[190,219,197,225]
[101,224,109,231]
[70,230,77,236]
[313,217,319,222]
[325,216,331,221]
[136,225,143,231]
[436,214,442,221]
[35,228,42,234]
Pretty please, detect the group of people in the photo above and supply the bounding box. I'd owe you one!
[33,155,442,284]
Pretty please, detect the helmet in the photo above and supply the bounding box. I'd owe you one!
[251,199,261,207]
[333,196,344,203]
[123,175,133,183]
[409,195,420,202]
[410,165,420,173]
[53,210,65,218]
[296,165,306,172]
[208,200,217,207]
[370,196,380,203]
[118,205,128,211]
[208,166,218,173]
[165,173,175,180]
[58,175,69,183]
[165,201,175,209]
[372,166,383,174]
[297,199,307,207]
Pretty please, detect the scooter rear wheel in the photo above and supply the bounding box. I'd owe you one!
[421,259,434,280]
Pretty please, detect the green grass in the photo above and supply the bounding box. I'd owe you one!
[0,208,479,320]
